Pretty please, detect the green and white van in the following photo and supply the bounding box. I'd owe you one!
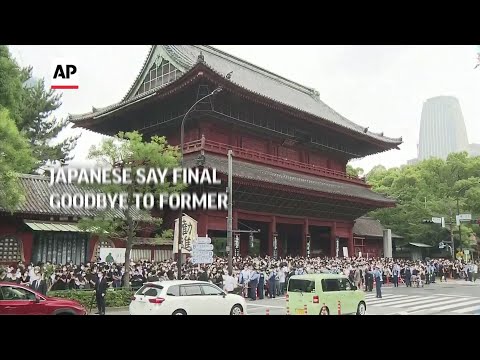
[286,273,366,315]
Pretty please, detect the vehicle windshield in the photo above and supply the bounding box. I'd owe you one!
[288,279,315,293]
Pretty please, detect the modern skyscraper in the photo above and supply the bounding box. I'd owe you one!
[417,96,469,161]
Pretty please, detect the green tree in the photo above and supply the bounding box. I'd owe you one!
[0,45,79,169]
[346,164,364,177]
[0,46,26,124]
[77,131,183,288]
[0,108,36,211]
[367,153,480,251]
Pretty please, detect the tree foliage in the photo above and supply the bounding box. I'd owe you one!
[0,45,79,170]
[77,131,183,288]
[367,152,480,251]
[346,164,364,177]
[0,108,36,211]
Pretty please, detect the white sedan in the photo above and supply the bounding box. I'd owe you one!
[129,280,247,315]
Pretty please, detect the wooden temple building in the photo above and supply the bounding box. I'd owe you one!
[0,45,402,266]
[68,45,402,259]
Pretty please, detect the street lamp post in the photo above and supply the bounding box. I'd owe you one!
[176,87,222,279]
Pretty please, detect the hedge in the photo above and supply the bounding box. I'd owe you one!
[47,288,135,308]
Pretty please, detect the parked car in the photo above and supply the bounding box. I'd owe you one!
[0,282,88,315]
[129,280,247,315]
[287,274,366,315]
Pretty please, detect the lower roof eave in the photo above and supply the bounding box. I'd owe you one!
[229,175,396,209]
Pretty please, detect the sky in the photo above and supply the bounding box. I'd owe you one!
[8,45,480,173]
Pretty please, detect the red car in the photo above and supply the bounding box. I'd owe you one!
[0,282,87,315]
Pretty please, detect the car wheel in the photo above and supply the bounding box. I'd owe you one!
[320,306,330,315]
[172,309,186,315]
[230,304,243,315]
[356,301,366,315]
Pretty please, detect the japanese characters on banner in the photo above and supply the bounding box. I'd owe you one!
[173,214,197,254]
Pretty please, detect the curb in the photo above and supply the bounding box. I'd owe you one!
[89,306,129,314]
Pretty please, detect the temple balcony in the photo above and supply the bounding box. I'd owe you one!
[183,136,367,186]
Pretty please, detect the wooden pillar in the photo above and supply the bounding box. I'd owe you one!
[348,227,354,259]
[330,222,337,258]
[268,216,276,257]
[197,213,208,237]
[233,210,238,231]
[302,218,308,257]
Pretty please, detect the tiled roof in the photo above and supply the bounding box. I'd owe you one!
[0,174,152,221]
[69,45,402,146]
[132,237,173,246]
[183,154,396,205]
[353,216,402,238]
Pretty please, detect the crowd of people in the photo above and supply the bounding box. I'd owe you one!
[1,255,478,298]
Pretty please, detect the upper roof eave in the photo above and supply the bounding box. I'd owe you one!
[69,45,403,148]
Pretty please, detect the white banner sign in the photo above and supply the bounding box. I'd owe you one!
[342,247,349,258]
[173,214,197,254]
[99,248,127,264]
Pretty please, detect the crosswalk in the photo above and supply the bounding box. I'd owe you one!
[365,292,480,314]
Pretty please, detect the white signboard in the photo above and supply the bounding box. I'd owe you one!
[99,248,127,264]
[192,243,214,251]
[342,246,349,258]
[196,237,212,244]
[191,237,214,264]
[458,214,472,221]
[432,217,442,224]
[456,214,472,226]
[192,256,214,264]
[464,250,470,255]
[173,214,197,254]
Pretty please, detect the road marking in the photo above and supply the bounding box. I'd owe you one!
[366,295,410,305]
[387,296,444,308]
[369,295,426,307]
[435,293,475,298]
[431,299,480,312]
[452,304,480,314]
[405,297,462,311]
[364,293,397,301]
[247,303,284,309]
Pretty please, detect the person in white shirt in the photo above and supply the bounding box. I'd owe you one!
[223,273,237,293]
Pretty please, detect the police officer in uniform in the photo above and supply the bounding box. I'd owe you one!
[258,268,265,300]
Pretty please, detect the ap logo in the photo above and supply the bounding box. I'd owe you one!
[50,59,79,89]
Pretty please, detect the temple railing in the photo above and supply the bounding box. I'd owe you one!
[183,136,367,185]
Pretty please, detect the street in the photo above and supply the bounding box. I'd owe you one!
[97,281,480,316]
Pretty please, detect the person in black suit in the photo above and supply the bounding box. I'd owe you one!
[95,271,108,315]
[31,275,47,296]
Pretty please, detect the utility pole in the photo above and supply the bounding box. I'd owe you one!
[449,208,455,261]
[456,197,462,252]
[227,150,233,275]
[177,86,223,279]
